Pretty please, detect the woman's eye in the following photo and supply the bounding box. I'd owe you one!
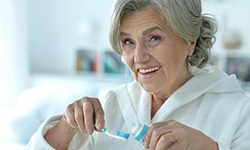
[121,38,135,51]
[150,36,161,42]
[122,39,134,45]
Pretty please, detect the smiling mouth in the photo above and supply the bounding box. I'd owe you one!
[139,66,160,74]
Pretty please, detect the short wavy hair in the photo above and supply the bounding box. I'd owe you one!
[109,0,217,68]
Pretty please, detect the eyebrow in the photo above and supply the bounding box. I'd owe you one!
[142,26,162,35]
[120,26,162,37]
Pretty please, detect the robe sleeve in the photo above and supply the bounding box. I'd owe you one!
[27,115,62,150]
[26,115,94,150]
[231,100,250,149]
[216,99,250,150]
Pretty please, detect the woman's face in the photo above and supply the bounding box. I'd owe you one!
[120,7,195,100]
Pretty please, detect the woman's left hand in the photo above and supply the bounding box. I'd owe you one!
[143,120,218,150]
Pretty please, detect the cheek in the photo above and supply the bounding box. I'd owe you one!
[124,58,137,79]
[122,54,134,71]
[156,48,186,70]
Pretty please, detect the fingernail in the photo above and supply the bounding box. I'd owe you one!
[96,122,102,130]
[87,128,93,135]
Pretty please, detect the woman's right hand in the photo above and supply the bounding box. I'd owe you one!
[63,97,105,135]
[44,97,105,149]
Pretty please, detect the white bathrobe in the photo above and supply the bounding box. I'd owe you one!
[27,66,250,150]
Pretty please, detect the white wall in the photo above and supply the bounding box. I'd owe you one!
[0,0,30,113]
[203,0,250,52]
[28,0,115,74]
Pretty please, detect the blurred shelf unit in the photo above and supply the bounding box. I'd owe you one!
[75,48,131,77]
[211,49,250,82]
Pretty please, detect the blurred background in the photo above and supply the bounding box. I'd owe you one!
[0,0,250,149]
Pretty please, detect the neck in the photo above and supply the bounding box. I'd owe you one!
[150,72,193,118]
[151,97,165,118]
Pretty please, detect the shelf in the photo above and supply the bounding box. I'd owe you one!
[75,49,130,76]
[211,48,250,82]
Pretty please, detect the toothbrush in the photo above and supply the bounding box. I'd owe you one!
[102,127,130,140]
[94,124,130,140]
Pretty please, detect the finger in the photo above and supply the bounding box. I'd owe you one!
[74,102,86,133]
[149,125,173,150]
[64,104,78,128]
[167,141,182,150]
[92,99,105,131]
[144,122,163,148]
[145,120,177,149]
[82,100,95,135]
[155,132,178,150]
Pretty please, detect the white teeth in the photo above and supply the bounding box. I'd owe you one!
[139,66,160,73]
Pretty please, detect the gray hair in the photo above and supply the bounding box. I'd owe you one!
[109,0,217,68]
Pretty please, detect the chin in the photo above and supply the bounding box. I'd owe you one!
[139,82,157,93]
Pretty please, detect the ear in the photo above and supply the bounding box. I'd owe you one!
[188,40,196,56]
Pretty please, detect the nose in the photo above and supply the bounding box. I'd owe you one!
[134,43,150,63]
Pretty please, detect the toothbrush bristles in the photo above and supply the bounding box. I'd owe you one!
[117,131,130,139]
[101,128,129,140]
[105,131,128,140]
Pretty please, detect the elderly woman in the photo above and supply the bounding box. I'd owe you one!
[28,0,250,149]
